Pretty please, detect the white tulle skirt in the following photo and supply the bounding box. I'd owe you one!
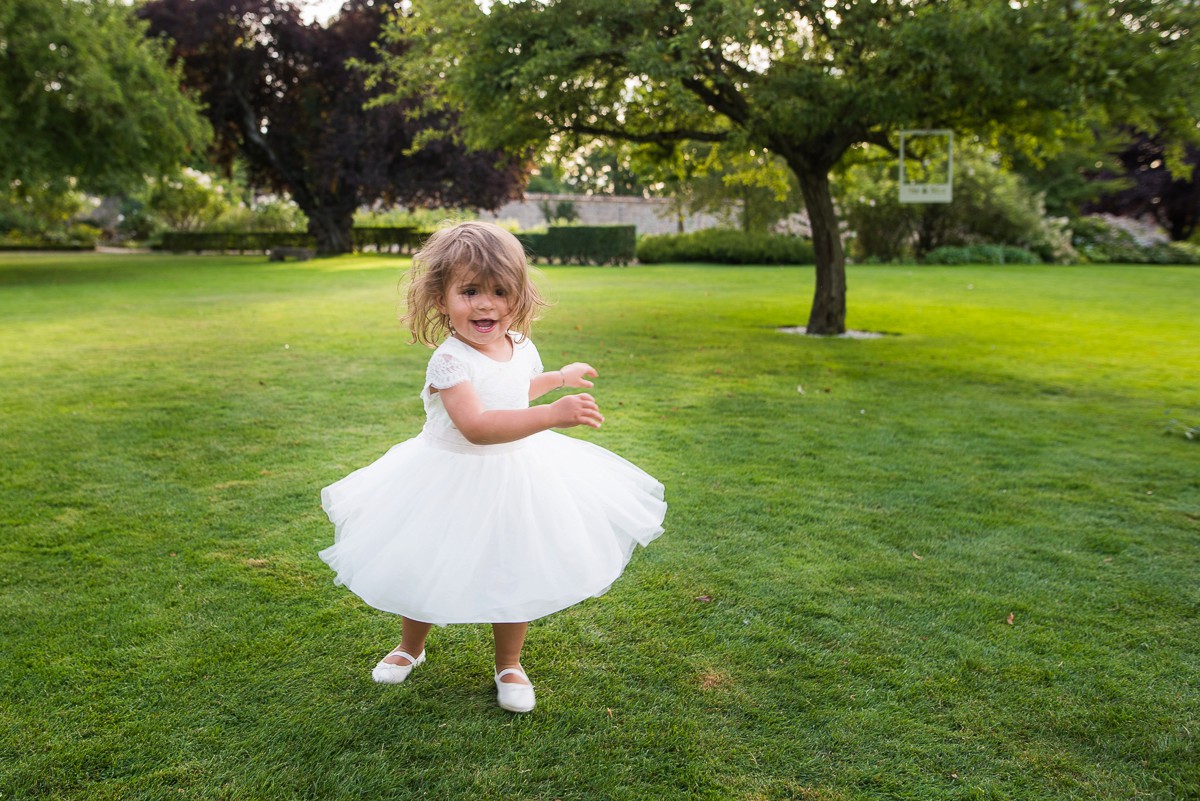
[319,430,666,625]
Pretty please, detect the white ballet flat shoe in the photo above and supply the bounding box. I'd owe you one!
[371,648,425,684]
[494,667,536,713]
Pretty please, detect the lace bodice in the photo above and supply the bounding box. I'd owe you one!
[420,334,543,446]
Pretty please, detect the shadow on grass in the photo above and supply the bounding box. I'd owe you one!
[0,263,149,288]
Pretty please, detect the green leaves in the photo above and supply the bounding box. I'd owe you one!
[0,0,210,195]
[391,0,1196,164]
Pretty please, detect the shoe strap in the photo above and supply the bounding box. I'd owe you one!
[386,648,421,664]
[496,667,528,682]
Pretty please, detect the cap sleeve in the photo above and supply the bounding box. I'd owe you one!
[523,338,544,378]
[427,350,470,390]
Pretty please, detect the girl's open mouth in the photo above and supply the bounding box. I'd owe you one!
[472,319,497,333]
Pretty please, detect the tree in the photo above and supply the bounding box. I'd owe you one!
[0,0,209,195]
[1085,131,1200,241]
[139,0,525,253]
[375,0,1200,333]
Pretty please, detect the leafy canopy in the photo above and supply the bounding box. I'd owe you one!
[376,0,1200,168]
[0,0,210,195]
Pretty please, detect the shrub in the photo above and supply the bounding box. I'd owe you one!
[1164,241,1200,264]
[923,244,1042,265]
[519,225,636,265]
[1071,215,1200,264]
[636,228,815,265]
[837,144,1076,263]
[208,198,308,233]
[145,170,229,232]
[0,181,93,247]
[537,199,580,225]
[0,223,100,251]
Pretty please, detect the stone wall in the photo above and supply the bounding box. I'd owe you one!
[477,193,729,236]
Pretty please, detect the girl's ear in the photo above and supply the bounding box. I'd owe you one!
[434,294,447,313]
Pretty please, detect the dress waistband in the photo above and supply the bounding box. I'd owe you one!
[417,430,529,455]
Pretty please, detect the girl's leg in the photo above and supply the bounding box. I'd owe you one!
[382,616,433,666]
[492,622,531,684]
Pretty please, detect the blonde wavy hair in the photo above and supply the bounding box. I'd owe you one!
[403,221,548,347]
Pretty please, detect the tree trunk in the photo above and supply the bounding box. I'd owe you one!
[306,207,355,254]
[795,167,846,335]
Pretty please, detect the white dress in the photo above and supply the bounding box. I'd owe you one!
[319,334,666,625]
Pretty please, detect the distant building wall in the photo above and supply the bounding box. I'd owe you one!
[477,193,728,236]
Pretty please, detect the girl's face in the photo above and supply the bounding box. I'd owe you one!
[437,271,514,358]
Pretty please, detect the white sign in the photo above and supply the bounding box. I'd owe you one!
[899,130,954,204]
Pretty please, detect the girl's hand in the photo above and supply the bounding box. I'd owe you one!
[550,392,604,429]
[560,362,597,389]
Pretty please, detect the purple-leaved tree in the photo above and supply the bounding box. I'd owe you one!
[1086,131,1200,242]
[140,0,525,253]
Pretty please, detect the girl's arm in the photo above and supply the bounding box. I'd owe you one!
[529,362,597,401]
[439,378,604,445]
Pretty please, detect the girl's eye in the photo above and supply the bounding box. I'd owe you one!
[495,288,506,297]
[463,287,477,296]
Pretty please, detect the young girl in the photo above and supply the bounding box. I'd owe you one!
[319,221,666,713]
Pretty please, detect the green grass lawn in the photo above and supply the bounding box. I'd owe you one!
[1,252,1197,800]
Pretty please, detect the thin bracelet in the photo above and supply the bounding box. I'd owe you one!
[557,370,566,389]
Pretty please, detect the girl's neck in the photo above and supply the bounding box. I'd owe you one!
[453,330,514,362]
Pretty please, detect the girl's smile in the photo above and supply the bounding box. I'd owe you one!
[438,276,513,358]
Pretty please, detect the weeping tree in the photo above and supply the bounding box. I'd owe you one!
[139,0,525,254]
[372,0,1199,333]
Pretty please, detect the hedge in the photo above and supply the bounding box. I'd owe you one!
[518,225,636,265]
[350,227,424,253]
[157,225,638,264]
[0,243,95,252]
[157,227,421,254]
[922,244,1042,265]
[636,228,816,265]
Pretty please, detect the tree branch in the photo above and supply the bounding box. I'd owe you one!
[681,74,749,127]
[564,122,728,144]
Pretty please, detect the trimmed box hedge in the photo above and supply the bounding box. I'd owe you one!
[0,243,96,252]
[350,227,423,253]
[157,227,421,254]
[636,228,816,265]
[159,231,314,253]
[518,225,636,265]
